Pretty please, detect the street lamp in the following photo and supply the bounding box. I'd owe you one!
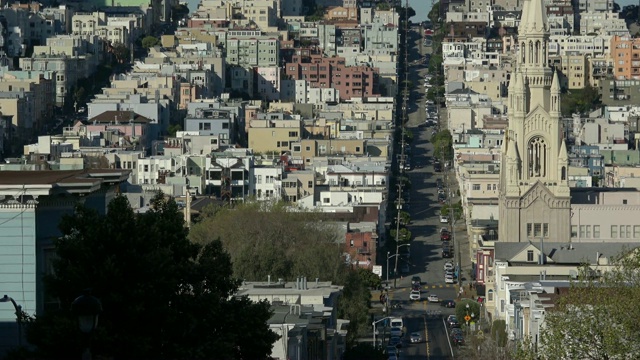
[296,334,302,360]
[71,289,102,360]
[0,295,23,346]
[372,316,392,350]
[393,243,411,289]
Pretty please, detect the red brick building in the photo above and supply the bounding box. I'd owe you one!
[345,231,376,268]
[285,49,379,100]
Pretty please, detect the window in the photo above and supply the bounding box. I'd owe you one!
[579,225,586,238]
[634,225,640,238]
[222,123,229,129]
[289,131,298,137]
[571,225,577,238]
[486,184,491,190]
[199,122,211,130]
[527,250,534,262]
[593,225,600,238]
[527,223,533,237]
[305,146,311,151]
[534,224,542,237]
[308,181,313,188]
[323,198,330,203]
[543,223,549,237]
[611,225,618,238]
[586,225,591,238]
[355,146,361,152]
[293,145,301,152]
[620,225,627,238]
[256,175,262,184]
[472,184,481,191]
[626,225,632,238]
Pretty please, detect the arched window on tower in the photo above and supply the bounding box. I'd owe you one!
[529,41,534,63]
[561,166,566,181]
[528,137,547,178]
[521,42,526,64]
[535,41,541,64]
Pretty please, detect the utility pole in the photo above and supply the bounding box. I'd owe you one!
[393,0,411,289]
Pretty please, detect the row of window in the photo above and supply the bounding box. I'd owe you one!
[527,223,549,238]
[571,225,640,239]
[471,183,497,191]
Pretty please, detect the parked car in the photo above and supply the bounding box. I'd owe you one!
[400,263,410,275]
[411,276,422,285]
[410,332,422,343]
[440,232,451,241]
[412,283,421,292]
[440,215,449,223]
[445,275,455,284]
[452,334,465,345]
[444,262,454,271]
[449,328,463,337]
[427,294,439,303]
[389,336,402,348]
[441,300,456,308]
[410,290,421,301]
[446,315,459,327]
[386,346,398,356]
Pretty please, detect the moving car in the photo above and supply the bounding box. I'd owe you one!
[427,294,439,303]
[440,215,449,223]
[411,276,422,285]
[441,299,456,308]
[410,332,422,343]
[410,290,421,301]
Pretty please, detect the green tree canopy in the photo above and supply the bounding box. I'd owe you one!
[24,195,279,359]
[560,85,600,116]
[111,43,130,64]
[532,250,640,360]
[141,35,160,49]
[432,129,453,161]
[455,299,481,329]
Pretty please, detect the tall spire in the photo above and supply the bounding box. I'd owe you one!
[525,0,549,34]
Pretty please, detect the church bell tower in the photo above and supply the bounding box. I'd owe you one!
[498,0,571,243]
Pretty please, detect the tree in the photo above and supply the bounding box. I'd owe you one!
[338,269,372,345]
[24,195,279,359]
[441,201,463,221]
[432,129,453,161]
[455,299,481,331]
[72,86,85,109]
[534,251,640,360]
[141,35,160,49]
[560,85,600,116]
[356,267,382,290]
[111,43,130,64]
[167,123,182,136]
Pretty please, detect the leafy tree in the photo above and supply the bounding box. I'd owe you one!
[376,3,390,11]
[491,319,508,347]
[111,43,130,64]
[189,202,346,282]
[338,270,372,345]
[167,123,182,136]
[389,227,412,244]
[171,4,189,22]
[141,35,160,49]
[356,267,382,290]
[397,210,411,226]
[455,299,481,330]
[403,129,414,144]
[342,342,386,360]
[72,86,85,108]
[560,85,600,116]
[24,195,279,359]
[428,2,441,25]
[441,201,463,221]
[534,251,640,360]
[432,129,453,161]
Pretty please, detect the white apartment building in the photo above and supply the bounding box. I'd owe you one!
[548,34,612,58]
[579,12,629,36]
[295,80,340,105]
[72,11,133,46]
[254,165,283,201]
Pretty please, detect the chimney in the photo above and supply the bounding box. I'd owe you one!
[295,277,299,289]
[539,236,545,265]
[303,277,307,290]
[596,252,600,264]
[267,275,271,284]
[315,278,319,286]
[278,278,284,284]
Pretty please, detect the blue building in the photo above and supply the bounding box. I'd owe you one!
[0,169,129,354]
[569,145,604,184]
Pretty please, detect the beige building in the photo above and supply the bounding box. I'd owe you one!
[498,0,571,243]
[248,118,302,153]
[291,138,366,165]
[551,52,588,89]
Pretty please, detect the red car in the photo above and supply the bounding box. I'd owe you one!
[440,232,451,241]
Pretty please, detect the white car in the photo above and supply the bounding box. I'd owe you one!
[445,275,455,284]
[440,215,449,223]
[427,294,439,302]
[410,290,421,301]
[444,262,454,271]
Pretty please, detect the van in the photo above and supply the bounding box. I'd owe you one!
[390,317,403,329]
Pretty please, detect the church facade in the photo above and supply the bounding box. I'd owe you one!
[498,0,572,243]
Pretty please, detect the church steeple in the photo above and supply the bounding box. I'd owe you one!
[550,69,561,118]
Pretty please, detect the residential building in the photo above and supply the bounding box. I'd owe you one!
[226,33,280,68]
[579,12,628,36]
[255,67,282,101]
[570,188,640,241]
[184,107,236,147]
[0,169,129,354]
[294,80,340,105]
[248,115,302,153]
[253,163,283,200]
[610,35,640,80]
[285,51,379,100]
[205,149,253,201]
[445,89,495,134]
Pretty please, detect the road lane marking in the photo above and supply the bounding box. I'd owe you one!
[424,300,430,360]
[443,317,455,359]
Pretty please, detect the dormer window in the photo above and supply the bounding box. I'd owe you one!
[527,250,534,262]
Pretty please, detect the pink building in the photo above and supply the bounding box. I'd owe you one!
[85,110,150,149]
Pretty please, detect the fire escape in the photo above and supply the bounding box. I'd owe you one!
[220,167,232,204]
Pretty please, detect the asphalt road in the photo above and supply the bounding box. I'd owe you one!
[379,27,458,360]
